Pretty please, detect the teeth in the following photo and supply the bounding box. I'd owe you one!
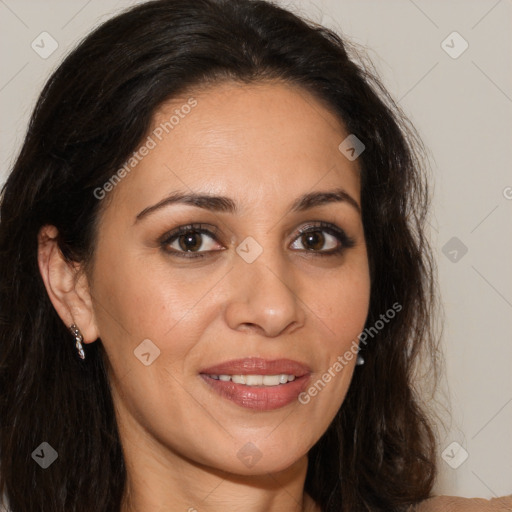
[208,374,296,386]
[262,375,280,386]
[246,375,263,386]
[232,375,247,385]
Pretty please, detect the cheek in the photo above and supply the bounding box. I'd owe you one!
[90,253,219,431]
[308,259,371,344]
[295,267,370,430]
[327,277,370,340]
[302,255,370,385]
[90,242,226,366]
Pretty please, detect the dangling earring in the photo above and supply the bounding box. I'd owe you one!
[69,323,85,360]
[356,348,365,366]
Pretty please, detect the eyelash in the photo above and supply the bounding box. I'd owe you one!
[159,222,356,259]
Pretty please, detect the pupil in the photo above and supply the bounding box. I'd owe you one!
[179,232,201,251]
[303,231,324,250]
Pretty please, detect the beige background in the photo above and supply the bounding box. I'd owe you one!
[1,0,511,498]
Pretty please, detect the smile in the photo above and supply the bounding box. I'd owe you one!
[205,374,296,386]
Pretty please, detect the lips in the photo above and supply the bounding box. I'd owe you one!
[199,357,311,377]
[199,357,312,411]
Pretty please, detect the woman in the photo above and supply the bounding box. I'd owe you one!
[0,0,509,511]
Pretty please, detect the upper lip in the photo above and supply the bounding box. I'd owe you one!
[200,358,311,377]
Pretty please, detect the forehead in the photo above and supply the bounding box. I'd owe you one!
[103,81,361,218]
[153,80,352,164]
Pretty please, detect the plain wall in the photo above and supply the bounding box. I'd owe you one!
[1,0,511,499]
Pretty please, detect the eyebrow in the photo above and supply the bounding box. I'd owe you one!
[135,187,361,222]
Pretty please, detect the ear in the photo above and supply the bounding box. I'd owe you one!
[37,225,99,344]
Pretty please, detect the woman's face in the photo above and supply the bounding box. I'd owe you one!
[89,81,370,475]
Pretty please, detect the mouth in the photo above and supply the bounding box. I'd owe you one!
[204,373,297,386]
[199,358,311,410]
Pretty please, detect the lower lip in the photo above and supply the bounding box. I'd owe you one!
[200,374,310,411]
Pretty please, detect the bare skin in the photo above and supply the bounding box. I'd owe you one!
[38,81,370,512]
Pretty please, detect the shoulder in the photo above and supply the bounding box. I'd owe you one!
[412,494,512,511]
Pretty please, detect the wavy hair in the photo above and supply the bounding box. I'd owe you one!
[0,0,441,510]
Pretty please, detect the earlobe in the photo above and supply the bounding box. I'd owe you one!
[37,225,99,344]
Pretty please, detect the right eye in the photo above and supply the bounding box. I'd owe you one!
[160,224,225,259]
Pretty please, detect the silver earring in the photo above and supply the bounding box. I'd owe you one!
[356,350,365,366]
[70,323,85,360]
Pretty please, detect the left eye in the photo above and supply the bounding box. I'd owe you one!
[290,229,341,252]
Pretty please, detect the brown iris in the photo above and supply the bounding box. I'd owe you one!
[178,231,203,251]
[301,231,325,251]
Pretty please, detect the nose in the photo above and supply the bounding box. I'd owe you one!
[223,249,306,338]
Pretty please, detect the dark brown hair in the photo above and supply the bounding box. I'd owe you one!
[0,0,440,510]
